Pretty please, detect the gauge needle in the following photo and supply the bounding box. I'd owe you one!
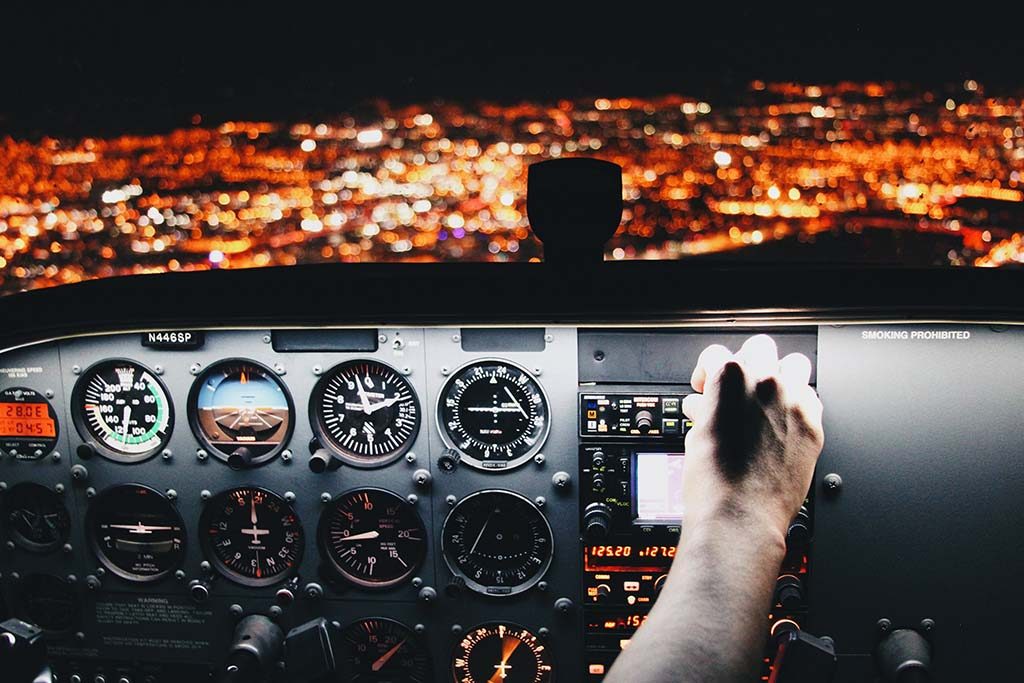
[470,509,496,554]
[251,495,258,526]
[356,377,372,413]
[366,395,401,414]
[371,638,406,672]
[331,530,380,541]
[121,405,131,442]
[488,636,521,682]
[110,523,174,533]
[504,387,528,418]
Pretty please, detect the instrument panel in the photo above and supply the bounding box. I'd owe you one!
[1,322,1021,682]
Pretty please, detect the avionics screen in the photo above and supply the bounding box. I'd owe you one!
[0,403,56,438]
[635,451,685,521]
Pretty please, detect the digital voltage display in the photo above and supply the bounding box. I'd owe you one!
[0,402,56,437]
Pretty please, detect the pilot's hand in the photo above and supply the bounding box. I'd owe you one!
[681,335,824,539]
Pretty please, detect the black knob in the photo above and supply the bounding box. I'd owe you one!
[592,451,605,468]
[219,615,284,683]
[437,449,461,473]
[308,448,332,474]
[584,503,612,541]
[76,443,95,460]
[227,447,253,470]
[189,579,211,603]
[446,576,466,598]
[635,410,654,433]
[592,474,606,493]
[876,629,931,683]
[774,575,804,610]
[594,583,611,602]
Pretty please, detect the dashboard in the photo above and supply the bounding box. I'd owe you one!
[0,263,1022,682]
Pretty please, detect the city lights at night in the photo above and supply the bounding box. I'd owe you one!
[1,80,1023,294]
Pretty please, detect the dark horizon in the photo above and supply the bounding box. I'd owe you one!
[3,7,1023,137]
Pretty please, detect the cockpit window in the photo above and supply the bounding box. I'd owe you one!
[1,13,1021,295]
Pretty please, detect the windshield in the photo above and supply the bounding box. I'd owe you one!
[2,12,1022,295]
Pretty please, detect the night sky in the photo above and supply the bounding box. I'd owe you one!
[3,7,1021,137]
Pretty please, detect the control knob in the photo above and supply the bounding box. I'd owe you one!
[774,575,804,610]
[591,451,605,468]
[584,502,612,541]
[594,583,611,602]
[635,410,654,434]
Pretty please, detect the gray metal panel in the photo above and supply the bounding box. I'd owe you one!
[578,330,818,384]
[812,324,1024,680]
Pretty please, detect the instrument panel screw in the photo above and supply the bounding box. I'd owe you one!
[274,363,286,375]
[533,367,542,376]
[417,586,437,603]
[54,483,65,494]
[378,333,388,343]
[0,482,6,491]
[229,604,244,617]
[190,363,202,375]
[920,618,935,632]
[445,495,457,506]
[281,449,292,463]
[268,606,284,619]
[535,496,546,508]
[321,493,333,504]
[74,631,85,642]
[85,487,97,498]
[4,541,14,551]
[552,471,571,489]
[554,598,574,614]
[451,334,460,343]
[544,334,554,343]
[451,624,463,636]
[537,581,549,592]
[166,489,177,501]
[312,365,322,376]
[85,575,101,591]
[534,453,546,466]
[200,490,211,501]
[154,365,164,375]
[162,449,172,461]
[402,367,412,376]
[284,491,296,503]
[538,627,551,639]
[52,451,62,462]
[877,618,892,634]
[9,572,20,581]
[414,623,426,634]
[175,570,186,581]
[45,389,55,399]
[823,473,843,493]
[72,365,81,375]
[440,366,450,376]
[593,350,605,362]
[413,469,432,488]
[66,574,77,583]
[63,543,73,554]
[412,577,424,588]
[200,561,212,573]
[407,494,419,505]
[304,583,324,600]
[405,452,417,463]
[71,465,89,482]
[96,567,105,577]
[262,334,272,344]
[196,449,208,461]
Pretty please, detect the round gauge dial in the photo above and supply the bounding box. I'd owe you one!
[437,360,550,471]
[72,360,173,462]
[441,490,553,596]
[318,488,427,589]
[0,387,59,460]
[17,574,80,635]
[2,482,70,553]
[200,487,303,587]
[311,360,420,468]
[189,359,294,467]
[341,618,432,683]
[452,623,554,683]
[87,485,186,583]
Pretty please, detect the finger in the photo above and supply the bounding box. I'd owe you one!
[690,344,734,393]
[779,352,812,391]
[794,385,824,426]
[735,334,779,381]
[681,392,708,422]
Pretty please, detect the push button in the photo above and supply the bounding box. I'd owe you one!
[662,418,680,435]
[662,397,680,414]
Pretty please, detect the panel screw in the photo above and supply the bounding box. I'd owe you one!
[312,365,323,376]
[535,496,546,508]
[197,449,208,461]
[402,367,412,376]
[418,586,437,603]
[378,334,388,343]
[54,483,65,494]
[66,574,77,583]
[274,363,286,375]
[96,567,105,577]
[262,335,272,344]
[534,453,546,466]
[71,465,89,482]
[45,389,55,398]
[72,365,81,375]
[538,627,550,639]
[321,492,332,504]
[0,482,6,491]
[284,491,295,503]
[166,489,177,500]
[440,366,450,376]
[304,583,324,600]
[552,472,571,489]
[593,350,605,362]
[445,495,457,506]
[920,618,935,632]
[269,606,283,619]
[85,487,97,498]
[162,449,173,461]
[411,577,423,588]
[537,581,549,592]
[281,449,292,463]
[200,490,211,501]
[413,469,432,488]
[451,624,463,636]
[414,623,426,634]
[451,334,460,343]
[533,367,542,376]
[175,570,186,581]
[51,452,62,462]
[544,334,554,343]
[5,541,14,551]
[823,473,843,493]
[200,561,212,573]
[405,452,417,463]
[230,604,244,617]
[554,598,574,614]
[877,618,892,634]
[407,494,419,505]
[63,543,73,554]
[190,363,202,375]
[154,365,164,375]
